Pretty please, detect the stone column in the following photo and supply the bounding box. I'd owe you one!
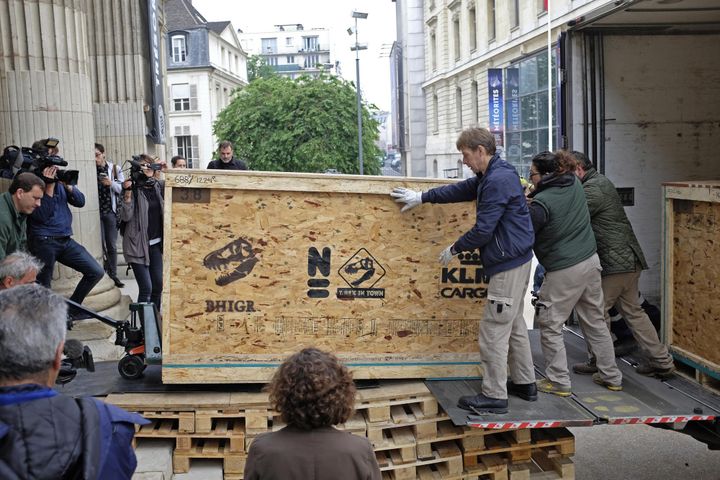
[0,0,121,315]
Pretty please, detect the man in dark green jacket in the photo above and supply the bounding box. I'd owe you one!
[0,173,44,261]
[571,152,674,377]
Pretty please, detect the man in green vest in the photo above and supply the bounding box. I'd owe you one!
[0,173,45,261]
[571,151,674,378]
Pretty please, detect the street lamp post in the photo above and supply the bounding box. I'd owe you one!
[351,11,368,175]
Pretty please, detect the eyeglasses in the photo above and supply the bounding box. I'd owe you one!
[528,172,540,179]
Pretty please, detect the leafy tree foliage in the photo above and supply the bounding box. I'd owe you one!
[214,74,382,174]
[246,55,276,82]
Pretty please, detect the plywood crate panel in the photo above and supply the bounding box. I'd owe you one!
[662,181,720,376]
[162,171,488,383]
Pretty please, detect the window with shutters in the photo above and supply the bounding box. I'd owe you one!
[171,83,197,111]
[174,125,199,168]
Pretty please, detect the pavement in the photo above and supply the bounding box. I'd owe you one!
[112,265,720,479]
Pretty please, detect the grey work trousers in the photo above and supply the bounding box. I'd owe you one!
[602,270,673,368]
[535,254,622,387]
[479,259,535,400]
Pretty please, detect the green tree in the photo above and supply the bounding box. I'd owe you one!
[213,74,382,175]
[246,55,276,82]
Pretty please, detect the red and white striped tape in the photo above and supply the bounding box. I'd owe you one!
[608,415,716,425]
[467,414,716,429]
[467,420,567,429]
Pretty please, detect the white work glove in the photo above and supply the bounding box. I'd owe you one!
[439,245,457,267]
[390,187,423,213]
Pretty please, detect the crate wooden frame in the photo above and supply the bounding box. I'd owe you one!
[661,182,720,379]
[162,171,486,383]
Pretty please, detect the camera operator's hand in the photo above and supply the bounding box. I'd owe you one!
[43,166,58,181]
[122,180,133,201]
[42,166,58,196]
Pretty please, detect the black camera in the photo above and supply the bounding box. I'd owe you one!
[0,138,79,185]
[31,138,79,186]
[127,155,161,189]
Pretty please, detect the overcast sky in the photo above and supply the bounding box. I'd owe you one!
[192,0,397,111]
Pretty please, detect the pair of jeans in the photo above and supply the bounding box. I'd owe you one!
[29,236,105,306]
[100,211,119,278]
[129,243,163,311]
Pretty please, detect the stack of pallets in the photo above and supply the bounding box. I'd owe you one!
[105,381,575,480]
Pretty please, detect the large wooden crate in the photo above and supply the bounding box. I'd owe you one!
[162,171,488,383]
[662,181,720,380]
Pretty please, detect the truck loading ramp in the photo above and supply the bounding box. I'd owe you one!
[427,328,720,432]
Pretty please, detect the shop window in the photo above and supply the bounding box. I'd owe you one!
[504,49,558,178]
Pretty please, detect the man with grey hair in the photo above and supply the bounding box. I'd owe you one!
[0,284,148,479]
[390,127,536,414]
[0,251,43,290]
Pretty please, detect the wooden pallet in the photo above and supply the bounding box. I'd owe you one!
[461,426,532,452]
[133,410,195,433]
[377,440,464,480]
[196,408,272,435]
[172,438,246,474]
[507,449,575,480]
[461,453,509,480]
[356,381,439,424]
[464,428,574,468]
[366,405,449,446]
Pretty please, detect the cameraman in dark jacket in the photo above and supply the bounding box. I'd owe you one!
[120,155,164,311]
[391,127,536,414]
[0,284,148,479]
[27,140,104,318]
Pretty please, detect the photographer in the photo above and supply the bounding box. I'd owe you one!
[0,284,147,479]
[95,143,125,288]
[27,139,104,318]
[121,154,164,311]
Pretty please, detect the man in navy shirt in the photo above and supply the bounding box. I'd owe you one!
[391,128,536,414]
[27,141,104,317]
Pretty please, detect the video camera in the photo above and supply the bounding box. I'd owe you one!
[0,138,79,185]
[126,154,161,189]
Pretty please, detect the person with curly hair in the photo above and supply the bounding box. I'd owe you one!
[244,348,381,480]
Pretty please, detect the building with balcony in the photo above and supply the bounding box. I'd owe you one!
[166,0,248,168]
[239,24,337,79]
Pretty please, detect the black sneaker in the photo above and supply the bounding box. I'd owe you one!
[636,363,676,378]
[110,275,125,288]
[507,381,538,401]
[457,394,508,414]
